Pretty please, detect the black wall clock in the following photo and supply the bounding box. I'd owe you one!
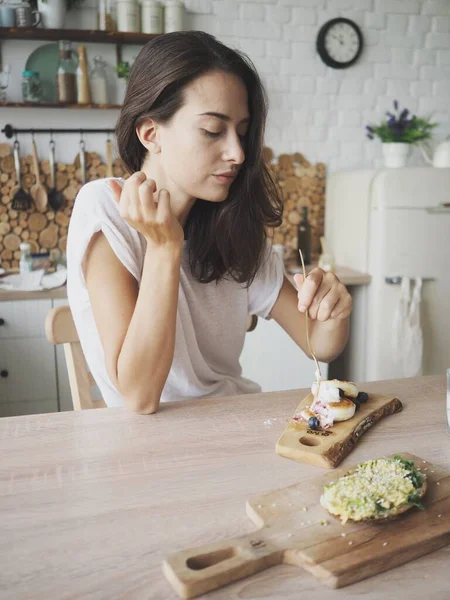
[316,18,363,69]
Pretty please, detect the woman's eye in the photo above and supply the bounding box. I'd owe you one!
[202,129,247,143]
[203,130,222,139]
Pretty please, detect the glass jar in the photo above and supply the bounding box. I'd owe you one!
[116,0,139,32]
[90,56,109,105]
[19,243,33,275]
[22,70,42,103]
[141,0,163,34]
[164,0,184,33]
[57,41,77,104]
[97,0,116,31]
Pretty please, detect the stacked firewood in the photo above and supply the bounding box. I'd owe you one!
[0,143,127,270]
[264,148,326,262]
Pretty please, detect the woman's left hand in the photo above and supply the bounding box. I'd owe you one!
[293,269,352,322]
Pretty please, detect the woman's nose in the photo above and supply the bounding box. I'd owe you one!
[222,132,245,165]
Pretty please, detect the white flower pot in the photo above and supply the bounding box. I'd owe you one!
[37,0,67,29]
[382,143,411,168]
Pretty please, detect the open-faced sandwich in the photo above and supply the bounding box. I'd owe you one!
[300,379,369,430]
[320,456,427,524]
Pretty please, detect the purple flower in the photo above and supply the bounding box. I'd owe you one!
[393,100,399,110]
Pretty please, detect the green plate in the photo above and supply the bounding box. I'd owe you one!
[25,43,59,103]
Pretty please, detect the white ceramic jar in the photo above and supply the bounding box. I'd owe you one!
[141,0,163,34]
[116,0,139,32]
[164,0,184,33]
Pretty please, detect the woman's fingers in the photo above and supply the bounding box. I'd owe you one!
[110,172,183,247]
[138,178,157,218]
[295,269,352,321]
[117,171,145,217]
[330,293,353,320]
[315,287,341,322]
[296,269,325,313]
[156,189,172,223]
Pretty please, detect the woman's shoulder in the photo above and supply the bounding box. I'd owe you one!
[73,177,124,216]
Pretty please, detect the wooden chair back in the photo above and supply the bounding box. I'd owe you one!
[45,306,106,411]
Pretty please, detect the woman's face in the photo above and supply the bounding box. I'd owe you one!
[156,70,250,203]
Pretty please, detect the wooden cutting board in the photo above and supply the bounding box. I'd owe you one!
[163,453,450,599]
[276,391,403,468]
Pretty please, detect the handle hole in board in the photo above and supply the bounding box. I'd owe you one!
[186,547,236,571]
[299,435,321,447]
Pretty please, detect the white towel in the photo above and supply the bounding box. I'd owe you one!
[0,266,67,292]
[404,277,423,377]
[392,277,423,377]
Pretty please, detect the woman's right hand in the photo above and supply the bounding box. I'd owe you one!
[108,171,184,249]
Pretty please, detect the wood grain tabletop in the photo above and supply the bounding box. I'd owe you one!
[1,375,449,600]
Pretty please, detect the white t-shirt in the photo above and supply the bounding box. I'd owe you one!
[67,178,284,407]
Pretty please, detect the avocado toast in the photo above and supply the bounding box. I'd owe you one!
[320,455,427,524]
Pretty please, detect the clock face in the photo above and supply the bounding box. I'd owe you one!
[316,18,363,69]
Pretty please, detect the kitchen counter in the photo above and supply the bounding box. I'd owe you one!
[0,264,370,302]
[0,375,448,599]
[285,262,371,287]
[0,286,68,301]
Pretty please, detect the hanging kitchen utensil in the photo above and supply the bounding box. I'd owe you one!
[79,137,86,184]
[11,139,33,211]
[47,138,65,211]
[106,136,113,178]
[30,136,48,212]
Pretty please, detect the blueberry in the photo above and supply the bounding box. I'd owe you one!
[308,416,320,430]
[338,388,345,398]
[352,398,361,411]
[357,391,369,403]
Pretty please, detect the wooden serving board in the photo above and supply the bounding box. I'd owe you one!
[276,391,403,468]
[163,453,450,599]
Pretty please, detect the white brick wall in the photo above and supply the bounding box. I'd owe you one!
[187,0,449,171]
[0,0,448,171]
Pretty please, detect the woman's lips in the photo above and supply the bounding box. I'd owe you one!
[213,173,235,184]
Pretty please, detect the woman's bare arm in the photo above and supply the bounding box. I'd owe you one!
[84,172,184,413]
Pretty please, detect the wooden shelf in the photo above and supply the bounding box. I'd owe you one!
[0,102,122,109]
[0,27,159,45]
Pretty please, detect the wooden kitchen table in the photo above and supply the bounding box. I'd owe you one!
[1,376,449,600]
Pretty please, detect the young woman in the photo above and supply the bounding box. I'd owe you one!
[67,31,352,414]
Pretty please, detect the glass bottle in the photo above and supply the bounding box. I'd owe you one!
[19,243,33,275]
[0,64,11,103]
[76,45,91,105]
[90,56,108,105]
[57,41,77,104]
[296,206,312,266]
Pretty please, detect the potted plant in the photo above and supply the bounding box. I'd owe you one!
[36,0,84,29]
[365,101,437,168]
[116,60,132,104]
[116,61,131,81]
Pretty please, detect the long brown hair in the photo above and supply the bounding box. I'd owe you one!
[116,31,283,284]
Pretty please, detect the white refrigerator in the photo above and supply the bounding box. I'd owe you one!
[325,167,450,382]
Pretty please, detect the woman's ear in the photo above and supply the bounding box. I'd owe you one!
[136,118,161,154]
